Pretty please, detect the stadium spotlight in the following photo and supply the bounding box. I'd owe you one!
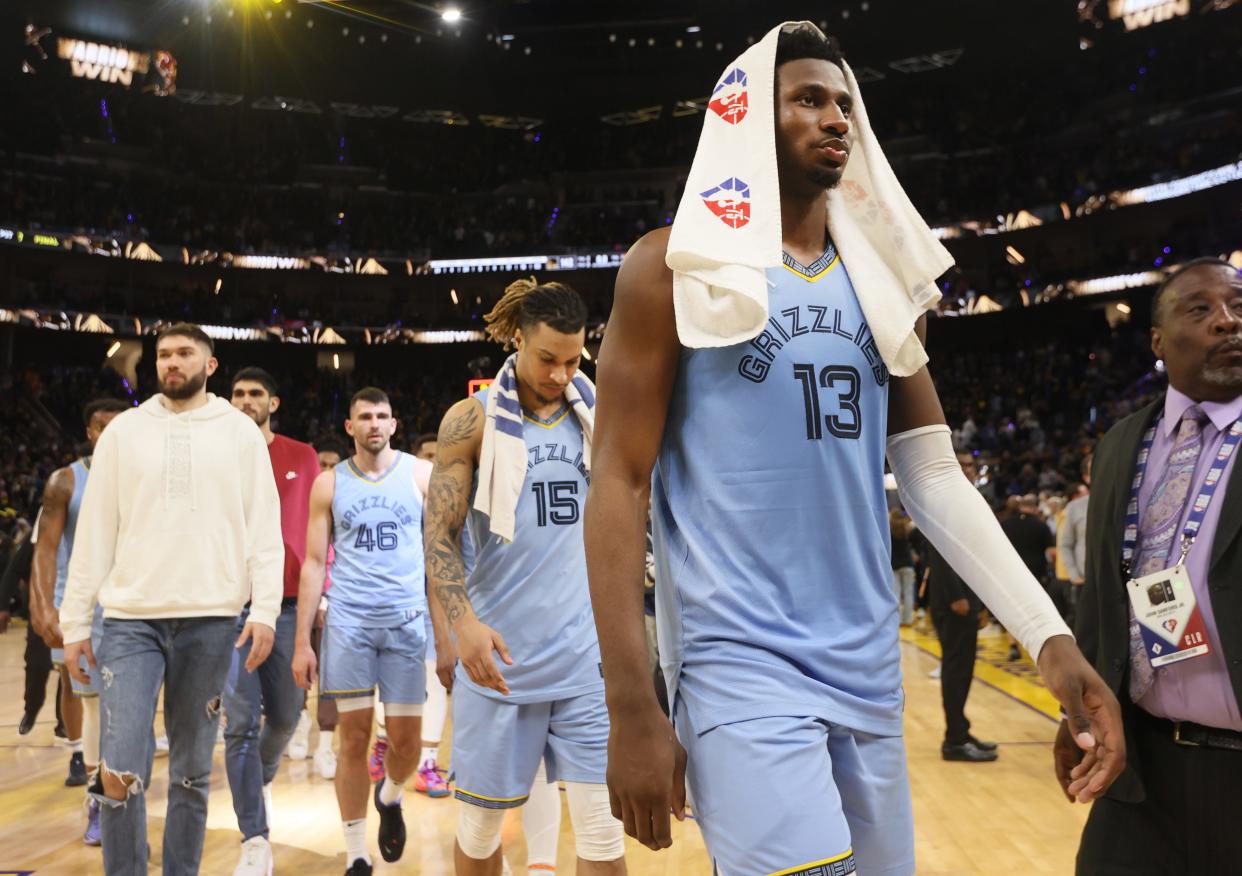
[442,7,463,24]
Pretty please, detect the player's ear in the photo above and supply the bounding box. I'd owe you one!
[514,327,525,351]
[205,356,219,377]
[269,396,281,414]
[344,418,355,437]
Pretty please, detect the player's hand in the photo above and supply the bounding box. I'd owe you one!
[39,613,65,649]
[236,622,275,673]
[1037,634,1125,803]
[607,703,687,851]
[454,616,512,696]
[435,633,457,693]
[291,641,318,691]
[950,598,971,616]
[64,638,96,686]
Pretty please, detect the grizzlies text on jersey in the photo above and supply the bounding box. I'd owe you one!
[652,245,903,736]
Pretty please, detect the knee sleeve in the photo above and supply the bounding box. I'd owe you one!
[523,762,562,867]
[565,782,624,862]
[82,697,101,766]
[382,702,423,718]
[335,696,373,713]
[456,802,505,860]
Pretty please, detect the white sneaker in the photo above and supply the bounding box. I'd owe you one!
[155,735,170,757]
[314,746,337,780]
[232,835,273,876]
[929,665,942,679]
[285,710,310,760]
[262,783,274,829]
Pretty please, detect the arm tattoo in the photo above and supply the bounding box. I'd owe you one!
[437,404,480,449]
[424,456,475,625]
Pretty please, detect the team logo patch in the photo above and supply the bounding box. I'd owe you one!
[700,177,751,229]
[709,67,748,124]
[1163,618,1179,633]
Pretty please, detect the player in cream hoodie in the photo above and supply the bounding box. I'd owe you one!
[61,322,283,876]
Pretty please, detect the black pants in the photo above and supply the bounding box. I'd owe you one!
[1077,707,1242,875]
[1048,578,1074,625]
[931,606,977,745]
[23,621,59,725]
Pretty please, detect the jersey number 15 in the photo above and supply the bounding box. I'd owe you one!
[530,481,580,527]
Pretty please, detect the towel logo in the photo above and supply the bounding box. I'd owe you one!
[709,67,748,124]
[700,177,751,229]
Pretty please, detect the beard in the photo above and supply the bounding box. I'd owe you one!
[159,366,208,400]
[808,165,844,190]
[245,407,270,429]
[1201,363,1242,390]
[1202,339,1242,391]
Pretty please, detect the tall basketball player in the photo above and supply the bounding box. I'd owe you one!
[585,25,1125,876]
[424,279,626,876]
[29,397,128,845]
[292,387,430,876]
[226,367,322,875]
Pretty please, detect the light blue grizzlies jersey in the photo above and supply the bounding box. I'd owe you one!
[329,452,426,627]
[464,388,603,704]
[53,458,89,609]
[652,245,902,737]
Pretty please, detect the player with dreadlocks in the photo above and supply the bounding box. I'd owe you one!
[424,279,627,875]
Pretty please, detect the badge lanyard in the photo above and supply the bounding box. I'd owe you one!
[1121,416,1242,579]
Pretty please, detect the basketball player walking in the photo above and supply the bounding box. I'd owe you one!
[29,398,128,845]
[292,387,431,876]
[585,26,1125,876]
[424,279,626,876]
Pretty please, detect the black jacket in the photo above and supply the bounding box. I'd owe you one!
[1076,395,1242,801]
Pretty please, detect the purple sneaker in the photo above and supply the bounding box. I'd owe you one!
[84,798,102,846]
[413,761,450,798]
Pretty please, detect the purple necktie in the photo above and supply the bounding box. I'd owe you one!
[1128,405,1207,702]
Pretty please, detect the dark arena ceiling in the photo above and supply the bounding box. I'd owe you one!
[2,0,1136,122]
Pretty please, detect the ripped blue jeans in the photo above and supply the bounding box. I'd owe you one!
[92,617,236,876]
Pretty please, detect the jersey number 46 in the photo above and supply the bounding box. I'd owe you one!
[354,521,399,552]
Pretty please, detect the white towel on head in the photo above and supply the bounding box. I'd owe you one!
[666,21,953,378]
[473,352,596,543]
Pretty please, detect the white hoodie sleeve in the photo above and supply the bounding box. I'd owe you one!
[241,423,284,630]
[60,424,121,644]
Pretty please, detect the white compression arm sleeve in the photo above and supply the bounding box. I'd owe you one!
[887,424,1071,660]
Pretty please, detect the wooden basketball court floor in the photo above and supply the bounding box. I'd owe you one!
[0,623,1087,875]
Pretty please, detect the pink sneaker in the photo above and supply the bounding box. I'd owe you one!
[413,761,450,798]
[368,738,388,784]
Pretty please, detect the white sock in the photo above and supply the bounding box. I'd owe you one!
[379,775,404,806]
[68,738,83,754]
[343,818,369,866]
[420,745,438,768]
[316,730,334,756]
